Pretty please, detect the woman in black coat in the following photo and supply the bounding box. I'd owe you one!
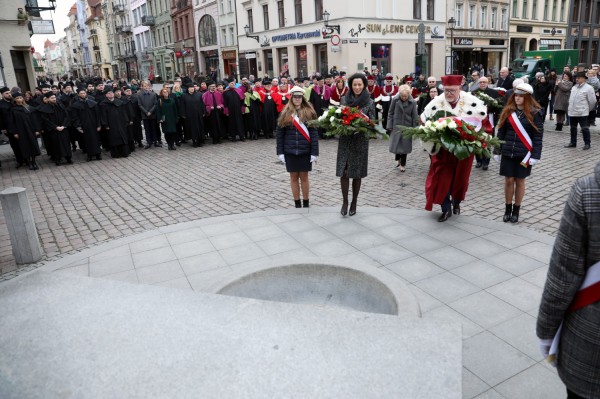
[337,73,376,216]
[276,86,319,208]
[495,83,543,223]
[533,75,552,118]
[8,92,41,170]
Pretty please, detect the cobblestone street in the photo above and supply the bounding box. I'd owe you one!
[1,119,598,275]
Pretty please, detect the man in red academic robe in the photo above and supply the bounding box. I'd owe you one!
[380,73,399,132]
[424,75,476,222]
[366,74,382,119]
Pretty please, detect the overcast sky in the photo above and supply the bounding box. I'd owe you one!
[30,0,72,53]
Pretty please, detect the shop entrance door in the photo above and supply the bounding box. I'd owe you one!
[316,44,328,75]
[371,44,391,76]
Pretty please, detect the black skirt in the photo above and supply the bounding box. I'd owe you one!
[285,154,312,172]
[499,156,532,179]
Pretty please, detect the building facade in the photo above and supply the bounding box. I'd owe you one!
[193,0,220,81]
[236,0,448,80]
[0,0,36,90]
[76,0,93,76]
[449,0,510,77]
[85,0,112,79]
[131,0,152,80]
[217,0,240,79]
[147,0,175,82]
[172,0,197,77]
[102,0,136,80]
[65,4,84,78]
[567,0,600,66]
[508,0,569,63]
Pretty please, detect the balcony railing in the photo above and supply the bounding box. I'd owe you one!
[141,16,155,26]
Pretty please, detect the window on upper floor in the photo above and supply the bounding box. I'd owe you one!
[198,14,217,46]
[532,0,538,19]
[543,0,548,20]
[573,0,580,22]
[469,4,476,28]
[584,0,592,22]
[221,28,227,46]
[278,1,285,27]
[552,0,557,20]
[512,0,518,17]
[522,0,528,18]
[295,0,302,24]
[560,0,566,21]
[229,26,234,46]
[247,9,254,32]
[228,0,233,13]
[413,0,421,19]
[427,0,434,20]
[263,5,269,30]
[481,6,487,28]
[456,3,463,27]
[501,8,508,29]
[314,0,323,21]
[491,7,497,29]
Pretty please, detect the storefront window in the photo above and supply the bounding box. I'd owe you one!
[277,48,288,77]
[371,44,391,76]
[264,49,274,77]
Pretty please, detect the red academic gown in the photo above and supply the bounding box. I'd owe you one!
[424,102,475,211]
[329,86,348,106]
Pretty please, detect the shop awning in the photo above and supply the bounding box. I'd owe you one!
[540,39,561,45]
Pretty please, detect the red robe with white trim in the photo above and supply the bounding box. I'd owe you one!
[329,86,349,106]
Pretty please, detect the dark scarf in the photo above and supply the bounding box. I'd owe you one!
[343,89,370,108]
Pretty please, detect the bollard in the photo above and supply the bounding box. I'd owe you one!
[0,187,42,264]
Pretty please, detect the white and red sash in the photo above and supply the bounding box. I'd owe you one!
[548,260,600,362]
[292,115,311,143]
[507,112,533,167]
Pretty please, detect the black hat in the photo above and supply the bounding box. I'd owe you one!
[325,74,333,79]
[575,71,586,78]
[316,75,324,81]
[122,85,132,91]
[205,80,215,86]
[12,92,23,98]
[44,91,56,98]
[63,82,74,87]
[0,87,9,94]
[39,84,51,89]
[262,78,272,85]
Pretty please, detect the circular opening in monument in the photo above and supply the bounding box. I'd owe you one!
[217,264,413,316]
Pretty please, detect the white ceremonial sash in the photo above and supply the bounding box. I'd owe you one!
[507,112,533,166]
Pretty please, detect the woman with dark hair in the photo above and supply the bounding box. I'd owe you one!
[495,83,543,223]
[533,75,552,119]
[337,73,376,216]
[417,86,438,114]
[8,92,41,170]
[157,88,179,150]
[276,86,319,208]
[553,72,573,131]
[547,69,558,120]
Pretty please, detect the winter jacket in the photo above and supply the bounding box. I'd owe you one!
[537,161,600,399]
[587,75,600,90]
[553,80,573,112]
[137,90,158,119]
[387,95,418,154]
[276,122,319,157]
[497,108,543,160]
[568,83,596,117]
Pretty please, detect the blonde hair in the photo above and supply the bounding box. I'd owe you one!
[398,84,412,95]
[277,97,317,127]
[172,84,182,94]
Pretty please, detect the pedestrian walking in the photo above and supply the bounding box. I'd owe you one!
[337,73,375,216]
[494,83,543,223]
[276,86,319,208]
[387,85,417,172]
[537,160,600,399]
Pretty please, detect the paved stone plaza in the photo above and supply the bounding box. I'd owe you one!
[0,119,598,398]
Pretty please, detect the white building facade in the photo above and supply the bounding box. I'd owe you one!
[131,0,152,80]
[236,0,448,79]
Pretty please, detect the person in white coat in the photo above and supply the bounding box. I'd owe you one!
[565,72,596,150]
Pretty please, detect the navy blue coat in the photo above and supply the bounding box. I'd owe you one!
[497,109,543,160]
[276,124,319,156]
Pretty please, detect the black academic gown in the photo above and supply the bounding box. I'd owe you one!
[8,105,41,160]
[120,96,137,151]
[223,88,245,141]
[261,91,277,139]
[38,102,72,162]
[180,92,206,145]
[0,98,23,164]
[100,98,130,158]
[70,98,101,157]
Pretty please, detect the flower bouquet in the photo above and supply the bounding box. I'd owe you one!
[309,106,388,139]
[402,111,503,160]
[474,91,504,113]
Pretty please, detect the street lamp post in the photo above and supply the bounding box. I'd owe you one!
[322,10,340,34]
[448,17,456,74]
[244,24,260,43]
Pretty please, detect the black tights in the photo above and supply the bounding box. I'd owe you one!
[341,176,362,204]
[395,154,407,166]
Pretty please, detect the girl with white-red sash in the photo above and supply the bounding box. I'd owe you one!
[495,83,544,223]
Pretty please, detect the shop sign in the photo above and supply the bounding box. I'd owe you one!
[350,39,359,43]
[245,52,256,59]
[272,30,321,43]
[30,20,55,34]
[454,38,473,45]
[222,50,236,60]
[204,50,218,57]
[365,23,432,36]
